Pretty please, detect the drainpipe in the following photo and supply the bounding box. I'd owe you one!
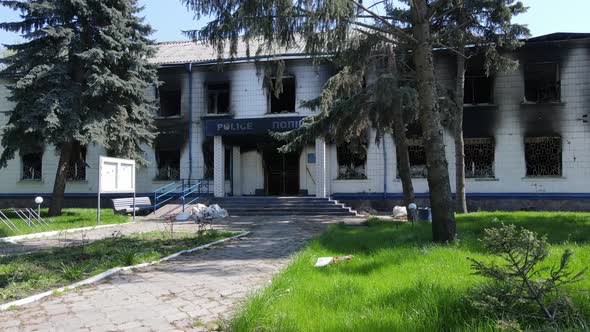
[187,63,193,182]
[383,138,388,198]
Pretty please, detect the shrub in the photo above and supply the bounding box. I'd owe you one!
[468,223,587,328]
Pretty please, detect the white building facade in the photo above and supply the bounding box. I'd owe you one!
[0,33,589,210]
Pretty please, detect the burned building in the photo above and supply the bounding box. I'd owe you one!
[0,33,589,211]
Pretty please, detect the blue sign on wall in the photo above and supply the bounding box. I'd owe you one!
[205,116,306,136]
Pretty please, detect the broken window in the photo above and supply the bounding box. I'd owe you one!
[21,152,42,181]
[225,148,232,181]
[464,58,493,104]
[155,148,181,181]
[157,72,181,117]
[207,83,230,115]
[525,136,562,177]
[464,138,495,178]
[524,63,561,103]
[269,76,296,114]
[407,139,428,178]
[67,146,87,181]
[337,141,368,180]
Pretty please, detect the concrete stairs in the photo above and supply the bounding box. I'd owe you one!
[211,196,358,216]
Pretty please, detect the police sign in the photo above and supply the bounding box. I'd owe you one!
[205,116,305,136]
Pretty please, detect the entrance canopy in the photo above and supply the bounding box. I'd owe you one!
[205,116,305,137]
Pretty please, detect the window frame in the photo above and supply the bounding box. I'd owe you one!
[524,62,561,103]
[268,75,297,114]
[464,137,495,179]
[524,136,563,177]
[206,82,231,115]
[21,152,43,181]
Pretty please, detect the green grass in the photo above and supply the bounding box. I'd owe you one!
[0,230,237,303]
[0,208,128,237]
[231,212,590,331]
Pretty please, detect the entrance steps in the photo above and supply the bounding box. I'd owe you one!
[212,196,358,216]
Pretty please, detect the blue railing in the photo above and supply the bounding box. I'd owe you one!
[180,180,210,212]
[153,179,211,214]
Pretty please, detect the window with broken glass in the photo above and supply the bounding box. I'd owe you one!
[403,139,428,178]
[207,82,230,114]
[269,76,296,114]
[21,152,43,181]
[202,140,231,180]
[157,73,182,117]
[66,146,87,181]
[525,136,562,177]
[464,59,493,104]
[337,143,368,180]
[524,62,561,103]
[464,138,495,178]
[155,149,181,181]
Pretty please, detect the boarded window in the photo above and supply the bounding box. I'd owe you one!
[337,143,367,180]
[464,58,493,104]
[464,138,495,178]
[155,149,181,181]
[22,152,42,181]
[67,146,87,181]
[525,136,562,177]
[407,139,427,178]
[207,83,230,114]
[524,63,561,103]
[269,77,296,114]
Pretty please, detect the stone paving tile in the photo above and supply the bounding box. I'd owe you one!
[0,215,363,331]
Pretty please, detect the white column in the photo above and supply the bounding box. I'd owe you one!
[213,136,225,197]
[315,138,327,198]
[232,146,241,196]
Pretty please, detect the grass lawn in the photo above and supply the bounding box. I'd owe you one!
[0,230,237,303]
[0,208,129,237]
[232,212,590,331]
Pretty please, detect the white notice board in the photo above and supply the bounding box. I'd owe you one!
[98,156,136,224]
[99,156,136,194]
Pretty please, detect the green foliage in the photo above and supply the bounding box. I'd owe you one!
[0,230,237,303]
[468,224,587,327]
[0,0,158,166]
[231,212,590,331]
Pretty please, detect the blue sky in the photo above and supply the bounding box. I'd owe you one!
[0,0,588,45]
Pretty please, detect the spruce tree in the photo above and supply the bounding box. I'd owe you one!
[0,0,158,216]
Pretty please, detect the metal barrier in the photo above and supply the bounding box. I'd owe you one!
[0,210,19,233]
[153,179,211,214]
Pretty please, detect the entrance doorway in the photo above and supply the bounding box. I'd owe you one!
[263,148,300,196]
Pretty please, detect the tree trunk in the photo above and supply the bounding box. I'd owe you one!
[387,47,415,208]
[393,119,415,207]
[411,0,456,242]
[48,141,75,217]
[454,54,468,213]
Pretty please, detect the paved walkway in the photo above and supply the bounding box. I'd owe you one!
[0,216,364,331]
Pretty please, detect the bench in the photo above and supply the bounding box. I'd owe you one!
[112,197,153,214]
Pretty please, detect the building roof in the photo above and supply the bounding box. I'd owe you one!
[150,39,307,66]
[526,32,590,43]
[151,32,590,66]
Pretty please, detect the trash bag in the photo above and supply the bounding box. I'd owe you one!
[392,206,407,218]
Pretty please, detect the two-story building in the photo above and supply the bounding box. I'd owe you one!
[0,32,589,211]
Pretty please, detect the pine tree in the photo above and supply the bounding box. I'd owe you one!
[0,0,158,216]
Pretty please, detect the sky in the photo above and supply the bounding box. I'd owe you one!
[0,0,588,45]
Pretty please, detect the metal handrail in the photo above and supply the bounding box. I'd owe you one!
[153,179,210,214]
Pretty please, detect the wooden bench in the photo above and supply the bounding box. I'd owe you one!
[112,197,152,214]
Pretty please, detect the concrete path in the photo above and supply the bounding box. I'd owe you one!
[0,215,364,331]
